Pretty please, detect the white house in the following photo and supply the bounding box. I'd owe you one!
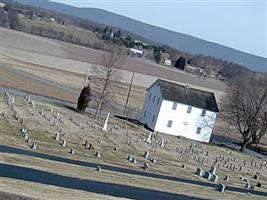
[129,48,143,57]
[134,39,148,47]
[163,58,172,66]
[139,79,219,143]
[0,3,6,8]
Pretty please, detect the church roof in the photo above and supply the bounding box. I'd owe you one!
[152,79,219,112]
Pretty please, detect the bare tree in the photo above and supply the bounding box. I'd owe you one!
[222,75,267,152]
[93,45,126,118]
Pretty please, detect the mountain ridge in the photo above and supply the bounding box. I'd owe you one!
[12,0,267,72]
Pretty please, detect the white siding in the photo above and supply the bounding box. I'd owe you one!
[164,59,171,66]
[140,83,162,130]
[154,100,217,143]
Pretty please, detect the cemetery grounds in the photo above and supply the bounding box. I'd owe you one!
[0,92,266,200]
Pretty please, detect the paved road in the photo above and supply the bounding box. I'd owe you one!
[1,145,266,198]
[0,163,207,200]
[0,87,74,106]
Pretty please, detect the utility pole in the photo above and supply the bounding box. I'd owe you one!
[84,71,90,86]
[123,72,135,115]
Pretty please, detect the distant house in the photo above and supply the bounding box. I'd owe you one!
[129,48,143,57]
[109,31,114,39]
[0,3,6,8]
[134,39,148,47]
[140,79,219,143]
[185,65,197,72]
[163,58,171,66]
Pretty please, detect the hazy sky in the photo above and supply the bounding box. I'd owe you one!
[51,0,267,58]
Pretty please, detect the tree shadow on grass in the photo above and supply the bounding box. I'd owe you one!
[65,105,78,113]
[65,105,96,120]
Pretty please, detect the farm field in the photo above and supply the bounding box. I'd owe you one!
[0,27,226,101]
[18,14,104,47]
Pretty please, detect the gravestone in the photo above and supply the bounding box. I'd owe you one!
[128,155,136,163]
[15,114,19,120]
[56,112,60,120]
[61,139,66,147]
[97,165,101,171]
[21,127,27,134]
[88,143,94,151]
[144,162,149,170]
[144,151,149,159]
[31,100,35,108]
[85,142,90,149]
[31,142,37,150]
[196,167,204,177]
[253,174,259,180]
[181,164,186,169]
[114,125,119,130]
[204,171,212,180]
[211,174,218,182]
[95,151,101,158]
[151,157,156,164]
[245,182,251,189]
[209,165,216,175]
[224,175,230,181]
[218,183,225,192]
[54,132,59,141]
[83,139,88,147]
[70,148,75,155]
[41,108,44,116]
[128,155,133,162]
[160,137,164,147]
[128,140,132,146]
[256,182,261,188]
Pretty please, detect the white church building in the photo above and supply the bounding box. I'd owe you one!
[139,79,219,143]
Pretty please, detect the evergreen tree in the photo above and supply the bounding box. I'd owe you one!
[153,47,161,63]
[174,56,186,70]
[77,84,91,113]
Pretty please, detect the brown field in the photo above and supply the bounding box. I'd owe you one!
[18,14,103,47]
[0,27,226,101]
